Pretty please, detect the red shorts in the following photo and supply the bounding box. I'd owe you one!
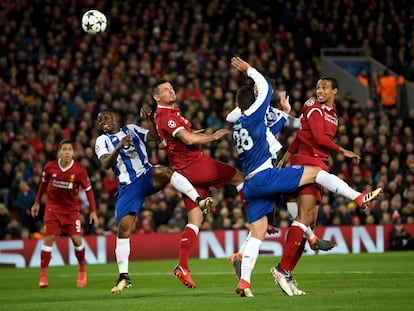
[296,183,323,202]
[178,154,237,211]
[291,153,326,202]
[43,209,82,236]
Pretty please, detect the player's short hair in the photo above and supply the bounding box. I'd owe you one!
[58,139,73,150]
[320,76,339,90]
[152,79,169,95]
[100,108,116,115]
[236,86,256,111]
[98,108,124,125]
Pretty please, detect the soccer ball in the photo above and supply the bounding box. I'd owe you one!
[81,9,107,35]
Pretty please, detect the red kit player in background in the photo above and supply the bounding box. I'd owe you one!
[31,140,98,288]
[274,77,373,296]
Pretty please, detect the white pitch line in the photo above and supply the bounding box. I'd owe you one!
[54,270,414,278]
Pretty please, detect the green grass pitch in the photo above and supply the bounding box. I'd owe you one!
[1,252,413,311]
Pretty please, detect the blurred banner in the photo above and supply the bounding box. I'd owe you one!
[1,224,413,268]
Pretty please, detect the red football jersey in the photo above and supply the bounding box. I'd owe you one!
[155,106,203,170]
[290,100,339,162]
[39,159,92,214]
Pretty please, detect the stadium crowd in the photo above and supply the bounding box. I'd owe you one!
[1,0,414,240]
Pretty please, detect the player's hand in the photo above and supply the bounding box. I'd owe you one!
[231,56,250,72]
[119,134,132,149]
[31,202,40,217]
[90,211,99,227]
[140,104,153,119]
[276,152,291,169]
[339,148,361,164]
[279,91,291,114]
[213,128,230,140]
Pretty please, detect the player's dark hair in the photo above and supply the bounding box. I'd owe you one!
[320,76,339,90]
[152,79,169,96]
[100,108,116,115]
[236,86,256,112]
[98,108,126,125]
[58,139,73,150]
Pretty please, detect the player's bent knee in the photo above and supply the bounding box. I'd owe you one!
[301,166,322,184]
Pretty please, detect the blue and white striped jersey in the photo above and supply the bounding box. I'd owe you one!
[95,124,151,185]
[232,67,274,175]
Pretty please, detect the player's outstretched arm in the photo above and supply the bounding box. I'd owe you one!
[231,56,251,72]
[175,128,230,146]
[339,147,361,164]
[140,104,159,142]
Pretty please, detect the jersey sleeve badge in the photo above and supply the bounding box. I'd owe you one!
[168,120,176,128]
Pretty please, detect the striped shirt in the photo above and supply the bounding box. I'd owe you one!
[95,124,151,185]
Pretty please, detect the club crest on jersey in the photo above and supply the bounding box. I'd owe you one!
[305,99,315,106]
[168,120,176,128]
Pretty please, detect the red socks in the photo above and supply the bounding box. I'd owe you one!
[40,250,51,270]
[279,226,305,273]
[290,237,306,272]
[179,226,197,270]
[75,248,86,272]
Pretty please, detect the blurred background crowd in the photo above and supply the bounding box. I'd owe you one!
[1,0,414,241]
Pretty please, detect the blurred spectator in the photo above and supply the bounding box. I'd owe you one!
[317,204,335,226]
[231,205,247,230]
[390,220,414,251]
[4,218,21,240]
[351,216,361,226]
[0,203,11,239]
[213,205,232,230]
[152,200,173,229]
[357,67,369,87]
[334,202,353,226]
[380,211,393,225]
[16,180,36,232]
[138,219,155,234]
[200,213,214,231]
[365,214,376,225]
[0,163,14,207]
[375,69,405,113]
[168,207,186,232]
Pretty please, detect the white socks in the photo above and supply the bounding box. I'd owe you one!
[240,237,262,283]
[116,238,130,274]
[287,202,316,240]
[305,226,315,240]
[286,201,298,218]
[315,170,360,200]
[238,231,250,253]
[74,244,84,251]
[170,171,200,202]
[41,245,53,252]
